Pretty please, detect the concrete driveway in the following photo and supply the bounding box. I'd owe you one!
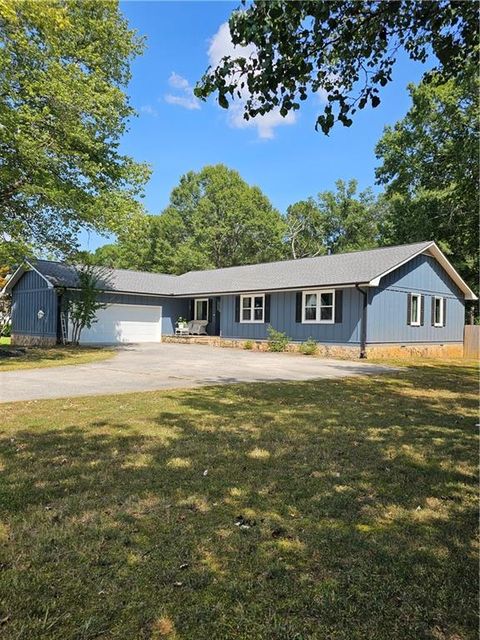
[0,343,393,403]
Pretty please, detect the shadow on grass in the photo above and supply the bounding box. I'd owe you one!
[0,362,478,639]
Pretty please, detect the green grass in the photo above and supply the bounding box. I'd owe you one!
[0,344,114,371]
[0,361,478,639]
[0,336,10,345]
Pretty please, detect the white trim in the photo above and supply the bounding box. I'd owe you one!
[410,293,422,326]
[302,289,335,324]
[433,296,444,327]
[24,260,54,288]
[240,293,265,323]
[194,298,209,321]
[369,242,477,300]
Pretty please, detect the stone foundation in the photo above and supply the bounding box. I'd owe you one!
[366,343,464,359]
[11,334,57,347]
[163,336,465,360]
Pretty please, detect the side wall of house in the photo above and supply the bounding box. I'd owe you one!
[367,254,465,344]
[11,271,58,344]
[219,287,362,344]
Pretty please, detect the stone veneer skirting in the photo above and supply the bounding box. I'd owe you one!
[163,335,464,359]
[11,334,57,347]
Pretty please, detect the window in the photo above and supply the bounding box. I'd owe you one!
[302,290,335,323]
[240,294,265,323]
[410,293,421,326]
[433,296,444,327]
[194,298,209,321]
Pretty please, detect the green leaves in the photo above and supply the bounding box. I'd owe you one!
[195,1,478,134]
[0,0,149,263]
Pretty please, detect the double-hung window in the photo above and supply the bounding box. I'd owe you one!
[302,290,335,323]
[194,298,209,321]
[240,294,265,323]
[410,293,422,326]
[433,296,444,327]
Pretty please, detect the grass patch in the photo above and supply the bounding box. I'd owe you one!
[0,345,114,371]
[0,361,478,639]
[0,336,10,345]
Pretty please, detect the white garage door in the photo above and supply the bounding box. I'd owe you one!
[77,304,162,344]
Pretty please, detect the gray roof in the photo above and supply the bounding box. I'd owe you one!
[32,260,178,296]
[174,241,434,295]
[5,240,474,299]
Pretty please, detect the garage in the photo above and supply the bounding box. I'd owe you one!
[78,303,162,344]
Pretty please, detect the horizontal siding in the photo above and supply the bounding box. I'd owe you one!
[220,288,361,344]
[368,254,464,343]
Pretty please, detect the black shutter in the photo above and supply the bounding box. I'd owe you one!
[295,292,302,323]
[431,297,435,326]
[264,294,271,323]
[188,299,195,321]
[208,298,213,323]
[420,295,425,326]
[443,298,447,326]
[334,290,343,323]
[234,296,240,323]
[407,293,412,325]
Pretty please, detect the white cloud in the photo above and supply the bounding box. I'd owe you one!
[207,22,296,140]
[139,104,158,116]
[164,72,200,110]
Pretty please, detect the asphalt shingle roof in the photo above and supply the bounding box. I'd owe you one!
[30,242,435,296]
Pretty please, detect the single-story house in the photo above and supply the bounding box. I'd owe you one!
[2,241,476,358]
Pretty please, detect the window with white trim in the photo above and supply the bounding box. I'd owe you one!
[302,290,335,323]
[240,294,265,323]
[194,298,209,321]
[434,296,444,326]
[410,293,421,326]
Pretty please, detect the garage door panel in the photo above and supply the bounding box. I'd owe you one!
[75,304,162,344]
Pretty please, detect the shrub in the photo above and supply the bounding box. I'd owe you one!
[300,337,317,356]
[243,340,254,350]
[267,325,290,352]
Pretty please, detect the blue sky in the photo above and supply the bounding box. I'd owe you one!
[80,1,432,251]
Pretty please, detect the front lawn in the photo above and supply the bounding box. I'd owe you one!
[0,344,114,371]
[0,361,477,639]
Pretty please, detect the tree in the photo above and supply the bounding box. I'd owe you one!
[285,199,326,259]
[0,266,11,337]
[103,165,286,274]
[286,180,384,258]
[195,1,478,134]
[64,262,110,345]
[375,67,479,296]
[0,0,150,264]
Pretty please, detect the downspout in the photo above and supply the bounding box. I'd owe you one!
[355,284,368,359]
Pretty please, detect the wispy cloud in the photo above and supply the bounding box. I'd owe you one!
[207,22,296,140]
[164,72,200,110]
[139,104,158,117]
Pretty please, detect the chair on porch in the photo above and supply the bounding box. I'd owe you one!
[187,320,208,335]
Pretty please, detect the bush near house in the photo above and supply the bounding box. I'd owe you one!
[300,337,317,356]
[267,325,290,352]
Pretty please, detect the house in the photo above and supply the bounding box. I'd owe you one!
[2,241,476,358]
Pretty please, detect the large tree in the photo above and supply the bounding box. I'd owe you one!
[195,1,478,134]
[102,165,286,274]
[286,180,384,258]
[375,67,479,295]
[0,0,149,264]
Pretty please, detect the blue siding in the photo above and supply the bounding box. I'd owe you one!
[11,271,58,338]
[367,254,464,343]
[219,288,362,344]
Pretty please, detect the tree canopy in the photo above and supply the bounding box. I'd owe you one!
[375,66,479,295]
[195,0,478,134]
[92,165,286,274]
[0,0,149,264]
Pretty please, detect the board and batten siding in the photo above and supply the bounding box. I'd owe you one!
[220,288,362,343]
[367,254,465,344]
[95,292,188,336]
[11,270,58,338]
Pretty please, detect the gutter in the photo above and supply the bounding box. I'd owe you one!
[355,284,368,359]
